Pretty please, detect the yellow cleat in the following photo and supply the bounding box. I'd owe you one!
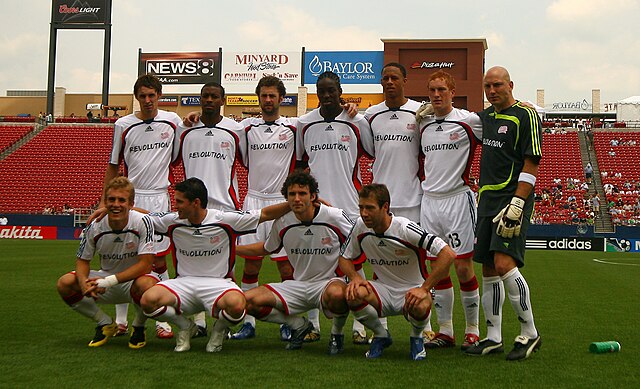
[88,322,118,347]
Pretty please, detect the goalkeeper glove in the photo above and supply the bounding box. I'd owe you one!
[415,102,434,123]
[492,196,525,238]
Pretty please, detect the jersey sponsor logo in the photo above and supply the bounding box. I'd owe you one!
[145,126,153,132]
[422,143,460,153]
[178,247,223,257]
[390,113,399,120]
[250,142,288,151]
[498,125,508,134]
[193,229,202,236]
[289,247,332,255]
[188,151,227,160]
[205,130,214,136]
[369,257,410,266]
[114,236,123,243]
[264,127,273,133]
[436,125,443,131]
[374,134,414,143]
[129,141,171,153]
[304,229,314,236]
[99,251,137,261]
[483,138,505,148]
[377,241,386,247]
[325,125,334,131]
[309,143,349,152]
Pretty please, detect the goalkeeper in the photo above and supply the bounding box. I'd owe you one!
[464,66,542,361]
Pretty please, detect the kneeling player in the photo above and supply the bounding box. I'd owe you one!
[140,178,291,353]
[236,171,354,353]
[339,184,455,360]
[56,177,158,349]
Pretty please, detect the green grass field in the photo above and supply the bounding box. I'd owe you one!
[1,240,638,388]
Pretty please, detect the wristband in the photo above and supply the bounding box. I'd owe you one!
[97,274,118,288]
[518,172,536,186]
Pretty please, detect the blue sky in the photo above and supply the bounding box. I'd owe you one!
[1,0,638,105]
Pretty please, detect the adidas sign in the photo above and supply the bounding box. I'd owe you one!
[145,126,154,132]
[205,130,214,136]
[114,236,123,243]
[325,125,334,131]
[390,113,399,120]
[265,127,273,133]
[304,229,313,236]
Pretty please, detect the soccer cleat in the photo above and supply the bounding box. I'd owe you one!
[461,333,480,351]
[115,323,128,337]
[506,335,542,361]
[422,330,436,342]
[206,325,229,353]
[285,318,314,350]
[192,324,208,339]
[88,322,118,347]
[280,323,292,341]
[464,338,504,356]
[156,322,174,339]
[174,322,197,352]
[410,337,427,361]
[327,334,345,355]
[352,330,368,345]
[366,331,393,359]
[425,332,455,349]
[128,326,146,349]
[229,322,255,340]
[303,329,321,343]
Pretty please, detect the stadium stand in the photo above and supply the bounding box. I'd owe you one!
[0,125,33,153]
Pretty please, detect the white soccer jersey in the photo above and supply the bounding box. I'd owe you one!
[264,204,354,282]
[174,117,246,211]
[341,216,447,289]
[420,108,483,195]
[240,116,297,195]
[364,99,423,208]
[109,110,180,191]
[149,209,259,278]
[297,109,372,220]
[77,210,156,274]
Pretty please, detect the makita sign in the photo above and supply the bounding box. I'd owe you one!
[53,0,107,24]
[0,226,57,240]
[139,52,221,85]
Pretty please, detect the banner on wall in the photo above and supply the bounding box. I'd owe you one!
[303,51,383,85]
[139,52,220,85]
[605,238,640,252]
[0,226,58,240]
[526,237,605,251]
[53,0,108,24]
[222,52,301,93]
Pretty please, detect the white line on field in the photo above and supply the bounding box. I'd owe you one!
[592,258,640,266]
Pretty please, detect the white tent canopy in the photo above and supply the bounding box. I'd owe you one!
[616,96,640,122]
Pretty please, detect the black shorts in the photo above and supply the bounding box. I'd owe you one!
[473,201,533,268]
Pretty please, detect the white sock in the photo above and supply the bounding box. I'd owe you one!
[241,280,258,327]
[406,314,428,338]
[71,297,111,326]
[284,315,306,331]
[434,286,454,337]
[482,276,504,343]
[146,306,191,330]
[261,308,286,325]
[308,308,320,331]
[501,268,538,339]
[193,311,207,328]
[131,304,148,327]
[353,305,386,338]
[115,303,129,326]
[460,277,480,336]
[331,315,348,335]
[379,316,388,330]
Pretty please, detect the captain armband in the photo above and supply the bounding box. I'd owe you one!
[518,172,536,186]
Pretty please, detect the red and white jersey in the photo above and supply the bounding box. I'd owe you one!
[149,209,260,278]
[174,117,246,211]
[297,108,372,220]
[264,204,354,282]
[77,210,155,274]
[341,215,447,289]
[109,110,180,191]
[363,99,423,208]
[240,116,297,196]
[420,108,482,196]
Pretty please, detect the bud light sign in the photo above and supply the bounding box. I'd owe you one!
[304,51,383,85]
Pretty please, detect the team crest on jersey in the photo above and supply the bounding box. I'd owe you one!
[220,141,231,149]
[498,126,508,134]
[406,123,417,130]
[279,133,288,141]
[304,229,314,236]
[449,132,460,141]
[395,249,407,256]
[193,229,202,236]
[210,236,220,244]
[145,126,153,132]
[321,237,332,245]
[341,135,351,142]
[205,130,214,136]
[265,127,273,133]
[325,125,334,131]
[126,242,136,250]
[390,113,399,120]
[161,131,170,140]
[113,236,123,243]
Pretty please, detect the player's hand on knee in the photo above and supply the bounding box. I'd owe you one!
[493,196,525,238]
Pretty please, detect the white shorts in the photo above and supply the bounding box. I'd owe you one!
[390,204,421,223]
[369,280,421,317]
[420,189,476,258]
[135,190,171,254]
[82,270,159,305]
[238,192,286,260]
[266,278,345,318]
[157,276,242,318]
